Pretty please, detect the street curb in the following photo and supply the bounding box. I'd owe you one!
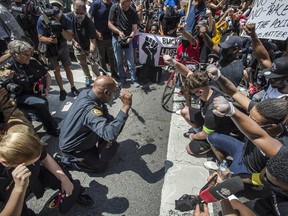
[159,113,213,216]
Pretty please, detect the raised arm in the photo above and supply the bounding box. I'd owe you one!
[213,96,282,157]
[207,64,251,111]
[163,55,193,77]
[244,23,272,68]
[198,25,220,54]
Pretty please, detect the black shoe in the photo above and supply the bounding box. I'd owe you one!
[76,193,94,207]
[71,86,80,96]
[111,72,119,80]
[60,90,67,101]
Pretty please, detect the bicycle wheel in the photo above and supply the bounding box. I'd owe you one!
[161,70,177,107]
[161,71,185,113]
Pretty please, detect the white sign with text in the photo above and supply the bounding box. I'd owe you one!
[247,0,288,41]
[138,33,179,67]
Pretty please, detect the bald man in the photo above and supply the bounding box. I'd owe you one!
[57,76,132,173]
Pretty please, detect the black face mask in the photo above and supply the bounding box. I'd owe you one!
[221,48,232,60]
[182,40,190,48]
[262,174,288,197]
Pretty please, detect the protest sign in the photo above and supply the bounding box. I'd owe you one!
[138,33,179,67]
[246,0,288,41]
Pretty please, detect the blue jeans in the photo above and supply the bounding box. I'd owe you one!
[207,133,250,174]
[112,37,138,83]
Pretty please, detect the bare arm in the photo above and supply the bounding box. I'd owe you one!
[0,164,31,216]
[44,73,51,96]
[207,65,251,111]
[61,29,73,42]
[244,23,272,68]
[179,25,197,46]
[41,154,74,195]
[213,97,283,157]
[199,26,220,54]
[231,109,282,157]
[108,20,124,37]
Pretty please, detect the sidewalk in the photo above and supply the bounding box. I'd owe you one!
[160,112,213,216]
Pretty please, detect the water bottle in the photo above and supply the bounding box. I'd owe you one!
[218,160,231,180]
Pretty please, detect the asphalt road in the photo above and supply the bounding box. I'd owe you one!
[26,63,172,216]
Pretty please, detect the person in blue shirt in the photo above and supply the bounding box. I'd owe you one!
[37,0,80,101]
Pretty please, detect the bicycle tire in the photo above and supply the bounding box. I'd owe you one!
[161,71,185,113]
[161,70,177,107]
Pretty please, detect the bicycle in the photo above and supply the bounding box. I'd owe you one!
[161,56,208,113]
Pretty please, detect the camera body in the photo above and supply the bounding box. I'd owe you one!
[43,6,63,37]
[0,77,22,95]
[175,194,203,212]
[118,37,130,49]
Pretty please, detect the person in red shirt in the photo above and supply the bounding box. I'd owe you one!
[176,25,200,65]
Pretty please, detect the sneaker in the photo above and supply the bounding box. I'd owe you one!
[175,109,182,115]
[85,79,93,88]
[111,72,119,80]
[71,86,80,96]
[59,90,67,101]
[183,128,196,138]
[133,82,140,88]
[204,161,219,171]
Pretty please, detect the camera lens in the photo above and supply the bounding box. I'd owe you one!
[6,83,22,95]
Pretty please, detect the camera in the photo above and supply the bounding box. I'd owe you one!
[175,194,203,212]
[0,77,22,95]
[117,37,130,49]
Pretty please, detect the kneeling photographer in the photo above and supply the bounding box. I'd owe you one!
[0,39,59,136]
[37,0,79,101]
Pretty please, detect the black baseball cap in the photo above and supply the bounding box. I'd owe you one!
[263,57,288,79]
[219,36,242,49]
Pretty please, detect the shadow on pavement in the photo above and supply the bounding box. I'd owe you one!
[87,140,166,184]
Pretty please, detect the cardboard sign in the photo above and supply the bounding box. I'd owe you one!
[247,0,288,41]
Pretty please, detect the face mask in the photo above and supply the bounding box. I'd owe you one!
[182,40,190,48]
[75,13,85,23]
[221,48,233,60]
[56,10,63,17]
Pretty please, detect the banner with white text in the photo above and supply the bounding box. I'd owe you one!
[246,0,288,41]
[138,33,179,67]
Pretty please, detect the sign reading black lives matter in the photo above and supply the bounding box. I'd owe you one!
[138,33,179,67]
[247,0,288,41]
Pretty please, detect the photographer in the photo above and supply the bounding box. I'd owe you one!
[10,0,41,48]
[0,40,59,136]
[108,0,140,87]
[37,0,80,101]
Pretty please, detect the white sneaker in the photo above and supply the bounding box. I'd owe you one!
[204,161,219,171]
[175,109,182,115]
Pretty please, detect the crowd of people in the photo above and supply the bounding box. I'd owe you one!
[0,0,287,215]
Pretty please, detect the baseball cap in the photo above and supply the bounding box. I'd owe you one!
[263,57,288,79]
[50,0,63,7]
[219,36,242,49]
